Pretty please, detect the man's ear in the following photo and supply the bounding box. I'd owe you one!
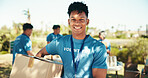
[68,19,70,25]
[86,19,89,25]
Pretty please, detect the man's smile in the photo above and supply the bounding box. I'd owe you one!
[74,26,82,30]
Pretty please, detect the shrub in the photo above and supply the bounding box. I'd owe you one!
[126,38,148,64]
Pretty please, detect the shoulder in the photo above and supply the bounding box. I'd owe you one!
[87,36,104,45]
[57,35,71,41]
[48,33,54,36]
[58,34,63,36]
[16,34,29,40]
[88,36,105,49]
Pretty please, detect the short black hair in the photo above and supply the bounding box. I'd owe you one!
[99,31,106,38]
[67,2,89,17]
[99,31,105,35]
[23,23,33,31]
[52,25,60,29]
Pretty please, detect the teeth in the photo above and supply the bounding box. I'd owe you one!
[74,27,81,29]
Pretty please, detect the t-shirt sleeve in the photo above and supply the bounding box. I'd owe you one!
[23,39,32,51]
[92,43,108,69]
[106,40,111,51]
[60,34,63,36]
[47,34,52,42]
[107,43,111,51]
[45,39,59,55]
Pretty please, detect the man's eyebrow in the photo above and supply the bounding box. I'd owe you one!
[70,16,74,18]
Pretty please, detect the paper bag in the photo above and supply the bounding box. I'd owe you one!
[10,54,63,78]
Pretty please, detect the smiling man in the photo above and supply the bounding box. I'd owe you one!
[36,2,107,78]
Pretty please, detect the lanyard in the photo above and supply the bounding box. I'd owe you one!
[71,35,88,75]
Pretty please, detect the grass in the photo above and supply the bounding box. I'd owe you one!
[0,51,9,55]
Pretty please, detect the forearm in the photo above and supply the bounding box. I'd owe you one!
[47,41,50,44]
[92,68,107,78]
[36,47,49,57]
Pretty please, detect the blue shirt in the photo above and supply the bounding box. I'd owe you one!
[46,35,107,78]
[46,33,62,42]
[98,39,111,52]
[12,34,32,64]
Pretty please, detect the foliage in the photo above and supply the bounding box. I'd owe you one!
[111,47,119,56]
[126,38,148,64]
[110,43,120,55]
[12,22,23,35]
[0,51,9,54]
[116,48,128,62]
[0,22,23,53]
[0,64,12,78]
[0,34,10,52]
[32,29,43,37]
[43,31,49,36]
[114,38,148,64]
[1,40,9,51]
[32,40,38,48]
[115,30,127,39]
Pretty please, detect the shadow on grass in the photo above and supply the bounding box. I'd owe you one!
[0,64,12,78]
[107,74,124,78]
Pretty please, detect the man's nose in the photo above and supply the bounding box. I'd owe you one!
[75,20,81,24]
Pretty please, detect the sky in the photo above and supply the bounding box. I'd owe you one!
[0,0,148,31]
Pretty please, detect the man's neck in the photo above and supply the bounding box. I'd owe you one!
[72,33,86,40]
[54,32,58,35]
[23,32,29,37]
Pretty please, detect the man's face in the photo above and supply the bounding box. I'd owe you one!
[68,11,89,35]
[26,29,33,36]
[99,34,104,40]
[54,28,60,34]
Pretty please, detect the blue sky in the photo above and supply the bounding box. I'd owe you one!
[0,0,148,31]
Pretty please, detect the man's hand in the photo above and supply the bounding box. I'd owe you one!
[35,47,49,57]
[36,52,42,57]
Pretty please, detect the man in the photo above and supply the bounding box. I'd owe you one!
[36,2,107,78]
[46,25,62,44]
[12,23,34,64]
[98,31,111,56]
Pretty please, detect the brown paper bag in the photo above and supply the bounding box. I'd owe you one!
[10,54,63,78]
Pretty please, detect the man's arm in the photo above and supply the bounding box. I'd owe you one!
[36,47,49,57]
[47,41,50,44]
[107,50,110,55]
[92,68,107,78]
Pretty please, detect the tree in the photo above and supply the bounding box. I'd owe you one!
[12,22,23,35]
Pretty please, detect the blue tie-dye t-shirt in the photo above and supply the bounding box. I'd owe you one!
[46,33,62,42]
[12,34,32,64]
[46,35,107,78]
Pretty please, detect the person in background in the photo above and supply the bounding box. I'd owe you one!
[36,2,107,78]
[98,31,111,56]
[46,25,62,44]
[12,23,34,65]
